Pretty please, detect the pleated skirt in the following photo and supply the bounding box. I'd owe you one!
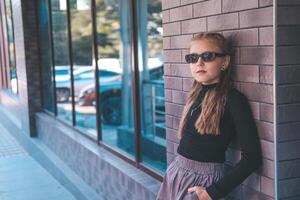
[156,154,225,200]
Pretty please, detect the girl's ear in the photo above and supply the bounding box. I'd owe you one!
[223,55,230,69]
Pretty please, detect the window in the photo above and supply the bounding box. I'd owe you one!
[0,0,17,93]
[39,0,166,177]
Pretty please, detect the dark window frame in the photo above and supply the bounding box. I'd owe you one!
[41,0,164,181]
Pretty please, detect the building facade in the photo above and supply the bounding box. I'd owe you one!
[0,0,299,199]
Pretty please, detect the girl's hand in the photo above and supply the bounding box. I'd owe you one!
[187,186,213,200]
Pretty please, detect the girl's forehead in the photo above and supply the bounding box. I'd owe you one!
[190,39,222,53]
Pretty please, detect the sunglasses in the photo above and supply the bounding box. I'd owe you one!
[185,52,226,63]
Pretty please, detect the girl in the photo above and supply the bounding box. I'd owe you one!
[156,32,262,200]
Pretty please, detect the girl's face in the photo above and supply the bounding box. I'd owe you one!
[189,39,230,85]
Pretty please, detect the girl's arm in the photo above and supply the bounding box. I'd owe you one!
[206,90,263,200]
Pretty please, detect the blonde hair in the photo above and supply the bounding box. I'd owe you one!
[177,32,233,139]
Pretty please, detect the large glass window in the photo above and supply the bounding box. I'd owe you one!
[51,0,73,123]
[69,0,96,137]
[38,0,55,113]
[95,0,136,158]
[41,0,166,176]
[137,0,165,172]
[4,0,17,94]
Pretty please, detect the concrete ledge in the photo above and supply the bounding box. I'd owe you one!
[35,112,161,200]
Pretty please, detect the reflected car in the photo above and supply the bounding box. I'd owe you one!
[78,72,122,125]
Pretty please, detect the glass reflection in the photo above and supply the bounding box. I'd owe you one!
[138,0,166,172]
[94,0,136,158]
[69,0,96,137]
[51,0,72,123]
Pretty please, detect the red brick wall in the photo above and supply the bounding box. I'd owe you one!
[162,0,275,199]
[277,1,300,199]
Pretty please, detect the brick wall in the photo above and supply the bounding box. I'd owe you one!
[9,0,41,136]
[162,0,274,199]
[277,1,300,199]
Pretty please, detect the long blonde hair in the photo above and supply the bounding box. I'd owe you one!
[177,32,234,139]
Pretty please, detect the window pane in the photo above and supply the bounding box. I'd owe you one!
[70,0,96,137]
[51,0,73,123]
[38,0,55,113]
[138,0,166,173]
[95,0,135,158]
[5,0,17,94]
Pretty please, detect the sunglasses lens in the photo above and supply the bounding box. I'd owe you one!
[185,54,199,63]
[202,52,215,62]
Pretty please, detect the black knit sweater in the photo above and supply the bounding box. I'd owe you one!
[177,83,262,200]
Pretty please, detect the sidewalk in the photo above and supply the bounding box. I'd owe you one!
[0,124,76,200]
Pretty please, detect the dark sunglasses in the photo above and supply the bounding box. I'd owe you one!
[185,52,226,63]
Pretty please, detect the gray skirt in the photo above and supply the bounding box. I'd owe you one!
[156,154,225,200]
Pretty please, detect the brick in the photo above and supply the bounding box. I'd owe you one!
[164,50,182,63]
[163,37,171,49]
[278,104,300,123]
[207,13,239,31]
[162,0,180,10]
[170,64,192,78]
[278,141,300,161]
[259,66,273,84]
[278,122,300,142]
[164,76,183,90]
[260,103,273,122]
[181,0,206,5]
[259,27,273,45]
[166,115,173,128]
[173,116,181,129]
[278,46,300,65]
[181,18,206,34]
[182,78,193,91]
[163,22,181,36]
[181,49,190,63]
[232,48,240,65]
[261,176,275,197]
[278,65,300,84]
[259,0,273,7]
[167,141,174,153]
[170,35,193,49]
[165,88,172,102]
[240,47,273,65]
[256,120,274,142]
[261,140,274,160]
[232,65,259,83]
[278,85,300,104]
[239,7,273,28]
[166,127,179,142]
[222,0,258,13]
[169,5,193,22]
[242,185,274,200]
[240,83,273,104]
[278,178,300,199]
[278,26,300,46]
[278,6,300,25]
[172,90,188,104]
[278,160,300,180]
[259,159,274,179]
[193,0,221,17]
[164,64,171,76]
[165,103,184,117]
[223,28,259,46]
[249,101,260,120]
[162,10,170,23]
[167,152,175,165]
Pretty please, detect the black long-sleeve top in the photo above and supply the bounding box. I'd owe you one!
[177,83,262,200]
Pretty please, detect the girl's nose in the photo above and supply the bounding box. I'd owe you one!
[196,57,205,66]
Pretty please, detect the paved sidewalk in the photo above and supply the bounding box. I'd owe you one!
[0,124,76,200]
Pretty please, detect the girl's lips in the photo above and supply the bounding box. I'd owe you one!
[196,70,207,73]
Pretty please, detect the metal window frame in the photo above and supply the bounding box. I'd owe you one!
[43,0,164,181]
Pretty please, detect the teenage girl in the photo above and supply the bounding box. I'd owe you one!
[156,32,262,200]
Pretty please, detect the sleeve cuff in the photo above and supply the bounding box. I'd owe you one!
[206,183,221,200]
